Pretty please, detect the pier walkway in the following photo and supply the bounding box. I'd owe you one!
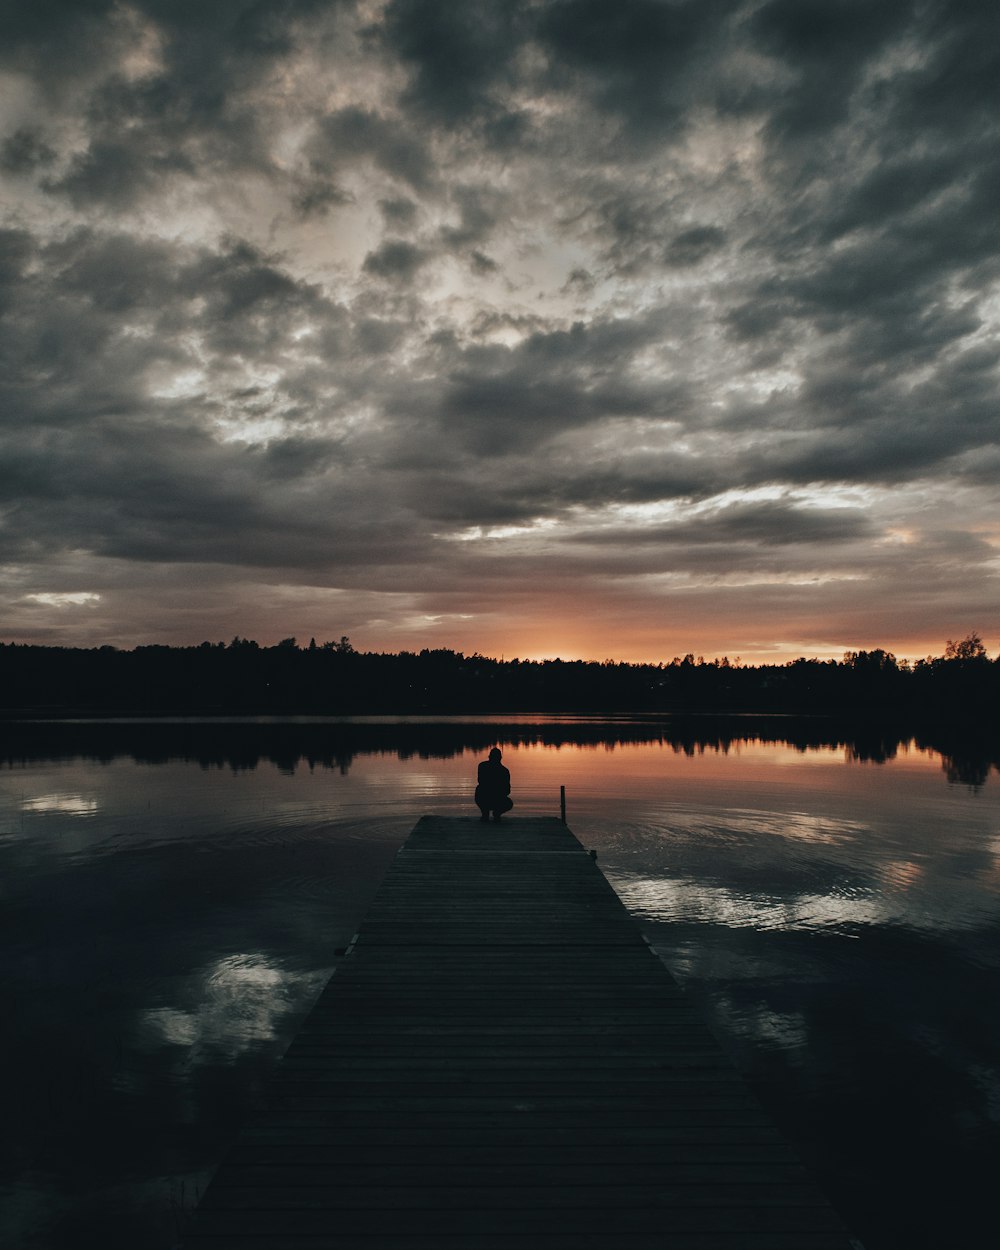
[183,816,856,1249]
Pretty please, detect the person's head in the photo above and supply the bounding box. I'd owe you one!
[488,747,502,762]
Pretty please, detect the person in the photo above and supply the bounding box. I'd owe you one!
[475,747,513,822]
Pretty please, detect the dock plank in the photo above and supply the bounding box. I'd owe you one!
[182,816,856,1248]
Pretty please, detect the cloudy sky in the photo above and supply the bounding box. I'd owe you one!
[2,0,998,662]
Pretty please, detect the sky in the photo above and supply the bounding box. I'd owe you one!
[1,0,998,663]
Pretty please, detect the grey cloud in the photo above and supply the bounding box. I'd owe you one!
[353,317,409,357]
[788,212,994,326]
[255,435,341,481]
[378,416,715,528]
[16,3,353,209]
[0,218,472,591]
[291,177,352,219]
[47,138,194,209]
[820,149,972,243]
[0,1,328,67]
[179,237,345,357]
[477,107,535,155]
[575,499,875,549]
[51,229,183,314]
[744,4,1000,287]
[0,228,35,303]
[561,268,595,296]
[587,195,729,276]
[664,225,727,268]
[749,0,915,141]
[886,0,1000,140]
[0,248,182,424]
[435,371,690,457]
[1,405,428,574]
[419,314,692,454]
[380,0,737,159]
[439,372,594,452]
[11,229,344,389]
[743,404,994,490]
[714,345,998,492]
[468,311,552,340]
[438,186,499,250]
[185,239,307,316]
[362,239,432,283]
[0,0,121,83]
[424,464,711,530]
[723,295,794,344]
[1,127,57,173]
[536,0,740,139]
[379,197,419,229]
[468,251,498,275]
[590,194,663,273]
[380,0,527,125]
[312,106,433,190]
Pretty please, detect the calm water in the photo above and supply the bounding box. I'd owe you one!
[1,718,999,1249]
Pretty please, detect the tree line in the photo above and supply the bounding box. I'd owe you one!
[0,632,996,723]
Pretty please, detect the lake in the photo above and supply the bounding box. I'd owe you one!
[2,717,998,1249]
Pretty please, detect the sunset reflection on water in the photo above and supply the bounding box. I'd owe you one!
[1,719,999,1250]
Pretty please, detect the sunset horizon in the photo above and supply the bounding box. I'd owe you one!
[2,1,997,680]
[5,623,993,668]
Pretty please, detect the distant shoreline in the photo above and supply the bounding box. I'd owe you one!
[3,640,995,725]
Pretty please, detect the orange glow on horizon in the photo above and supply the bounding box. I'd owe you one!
[399,628,979,668]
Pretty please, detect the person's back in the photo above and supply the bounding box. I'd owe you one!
[475,747,512,821]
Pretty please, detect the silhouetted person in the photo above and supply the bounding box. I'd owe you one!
[475,747,513,821]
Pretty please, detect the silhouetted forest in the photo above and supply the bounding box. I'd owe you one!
[0,632,996,724]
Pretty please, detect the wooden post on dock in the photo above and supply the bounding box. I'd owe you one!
[559,783,566,823]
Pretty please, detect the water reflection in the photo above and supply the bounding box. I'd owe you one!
[1,718,998,1250]
[4,713,999,792]
[141,955,327,1059]
[21,794,99,816]
[611,872,891,933]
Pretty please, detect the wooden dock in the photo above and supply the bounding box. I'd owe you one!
[182,816,857,1249]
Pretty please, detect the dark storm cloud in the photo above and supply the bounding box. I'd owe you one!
[574,499,875,549]
[0,0,120,82]
[290,176,352,219]
[438,185,501,252]
[0,0,340,83]
[2,405,425,573]
[589,194,669,275]
[468,251,499,276]
[663,226,727,268]
[748,0,915,140]
[0,225,399,573]
[362,238,432,283]
[562,268,595,296]
[49,138,195,210]
[0,227,34,305]
[4,1,358,211]
[182,238,336,339]
[379,197,419,229]
[380,0,527,126]
[2,0,998,655]
[421,313,693,455]
[536,0,742,139]
[886,0,1000,136]
[311,106,434,190]
[1,126,56,173]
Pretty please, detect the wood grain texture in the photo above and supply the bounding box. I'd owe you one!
[182,817,857,1248]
